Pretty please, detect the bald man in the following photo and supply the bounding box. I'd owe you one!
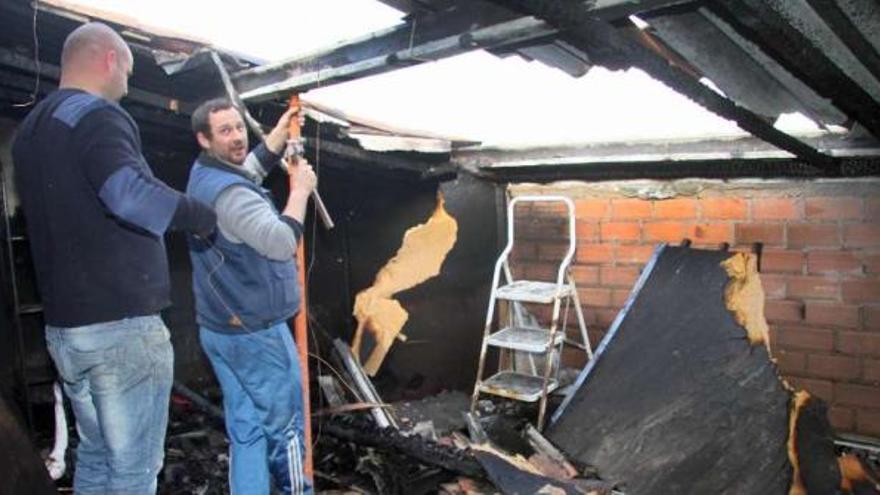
[12,22,215,494]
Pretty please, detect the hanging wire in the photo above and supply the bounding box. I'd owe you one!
[13,0,41,108]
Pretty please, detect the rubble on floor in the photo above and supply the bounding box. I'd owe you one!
[160,389,229,495]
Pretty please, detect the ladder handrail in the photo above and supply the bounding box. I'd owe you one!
[507,195,576,292]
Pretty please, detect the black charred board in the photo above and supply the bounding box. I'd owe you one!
[547,245,793,494]
[0,393,56,495]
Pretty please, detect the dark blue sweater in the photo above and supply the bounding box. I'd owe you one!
[12,89,213,327]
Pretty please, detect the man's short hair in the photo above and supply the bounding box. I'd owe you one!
[191,98,237,137]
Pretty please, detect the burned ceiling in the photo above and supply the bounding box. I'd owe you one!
[230,0,880,177]
[2,0,880,176]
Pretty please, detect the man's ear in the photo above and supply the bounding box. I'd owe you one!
[105,49,117,73]
[196,131,211,150]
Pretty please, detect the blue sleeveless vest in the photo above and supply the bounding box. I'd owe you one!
[186,159,300,333]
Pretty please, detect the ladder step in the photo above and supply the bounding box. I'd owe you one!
[487,326,562,353]
[479,371,559,402]
[496,280,573,304]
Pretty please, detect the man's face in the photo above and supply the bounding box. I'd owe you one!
[200,108,249,164]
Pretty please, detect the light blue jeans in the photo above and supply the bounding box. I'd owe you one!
[45,315,173,495]
[199,322,311,495]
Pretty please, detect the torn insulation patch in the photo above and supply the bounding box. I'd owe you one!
[352,193,458,376]
[721,252,770,348]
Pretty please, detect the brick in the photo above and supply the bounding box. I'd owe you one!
[610,199,652,220]
[523,263,558,281]
[775,326,834,352]
[600,222,640,242]
[570,265,599,286]
[867,198,880,220]
[863,253,880,274]
[864,359,880,384]
[804,302,861,328]
[787,276,839,300]
[856,409,880,437]
[653,198,698,219]
[807,251,862,274]
[575,221,598,241]
[829,406,856,431]
[805,197,863,220]
[786,376,833,402]
[761,274,787,299]
[768,325,779,349]
[516,219,561,239]
[774,349,806,374]
[806,354,861,380]
[842,280,880,303]
[762,249,804,273]
[588,329,608,345]
[599,266,641,288]
[594,308,621,328]
[736,224,785,246]
[865,305,880,331]
[577,243,614,264]
[692,223,734,244]
[844,224,880,248]
[787,224,840,248]
[753,197,801,220]
[615,245,655,264]
[575,199,610,220]
[836,383,880,409]
[643,221,691,243]
[765,300,803,323]
[532,202,567,216]
[579,287,612,307]
[611,289,631,308]
[838,331,880,357]
[511,243,538,262]
[538,242,571,262]
[701,197,748,220]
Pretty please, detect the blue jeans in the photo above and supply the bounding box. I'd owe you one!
[199,323,311,495]
[45,315,173,495]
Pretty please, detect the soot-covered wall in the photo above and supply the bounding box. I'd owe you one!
[300,160,500,401]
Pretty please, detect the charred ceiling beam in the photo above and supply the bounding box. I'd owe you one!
[234,0,693,102]
[707,0,880,140]
[311,140,457,181]
[486,0,840,175]
[479,156,879,183]
[0,47,195,115]
[802,0,880,86]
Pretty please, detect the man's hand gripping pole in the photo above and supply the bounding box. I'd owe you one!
[285,95,334,229]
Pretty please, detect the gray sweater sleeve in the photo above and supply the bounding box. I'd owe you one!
[240,143,283,185]
[214,186,300,261]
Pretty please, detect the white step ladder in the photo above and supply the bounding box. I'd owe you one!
[470,196,593,430]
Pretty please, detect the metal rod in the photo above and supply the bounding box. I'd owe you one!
[210,51,334,230]
[333,339,398,429]
[172,382,224,420]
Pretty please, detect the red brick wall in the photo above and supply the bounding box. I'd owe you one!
[509,180,880,438]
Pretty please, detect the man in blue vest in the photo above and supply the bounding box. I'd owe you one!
[186,98,316,494]
[12,23,216,494]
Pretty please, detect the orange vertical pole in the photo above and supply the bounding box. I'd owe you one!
[287,94,313,481]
